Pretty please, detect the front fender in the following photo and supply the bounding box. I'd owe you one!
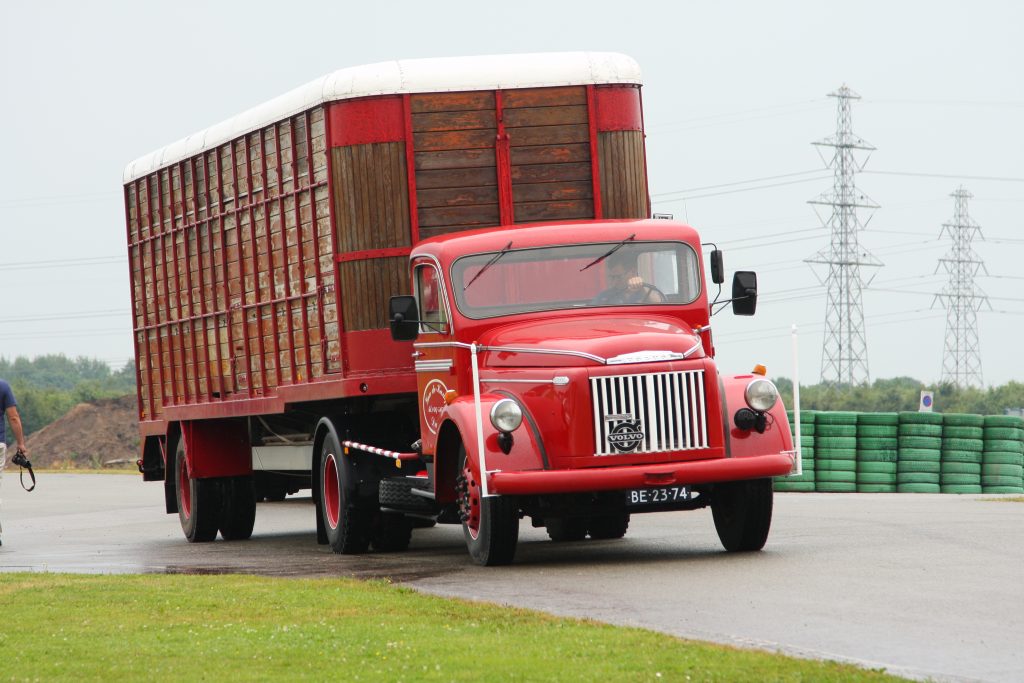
[441,394,547,475]
[720,374,793,458]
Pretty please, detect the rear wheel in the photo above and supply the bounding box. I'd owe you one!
[219,476,256,541]
[545,517,587,542]
[711,478,774,552]
[174,432,221,543]
[457,443,518,565]
[319,431,371,554]
[588,513,630,540]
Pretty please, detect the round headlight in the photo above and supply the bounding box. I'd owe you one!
[489,399,523,433]
[744,378,778,412]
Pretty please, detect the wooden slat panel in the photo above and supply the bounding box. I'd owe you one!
[514,200,593,222]
[418,186,499,209]
[510,143,589,165]
[410,91,495,113]
[416,167,498,190]
[598,130,648,219]
[413,129,496,152]
[510,161,591,184]
[331,142,411,252]
[511,181,591,204]
[411,110,496,132]
[508,124,590,148]
[414,148,496,171]
[338,256,409,332]
[504,105,588,127]
[418,205,500,228]
[503,86,586,108]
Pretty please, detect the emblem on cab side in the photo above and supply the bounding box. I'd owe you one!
[422,379,449,434]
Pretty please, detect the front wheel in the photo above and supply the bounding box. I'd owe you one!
[711,478,774,552]
[174,432,221,543]
[457,443,519,566]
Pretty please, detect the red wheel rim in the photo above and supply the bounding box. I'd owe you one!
[323,453,340,529]
[460,462,481,539]
[178,454,192,520]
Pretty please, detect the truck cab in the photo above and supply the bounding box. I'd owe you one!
[388,219,794,564]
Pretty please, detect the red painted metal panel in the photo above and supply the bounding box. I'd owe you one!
[292,117,313,382]
[342,329,415,375]
[228,142,253,397]
[305,113,329,377]
[402,94,420,244]
[323,110,347,374]
[242,139,268,393]
[494,91,514,225]
[182,419,251,478]
[124,184,146,421]
[595,85,643,132]
[328,97,405,147]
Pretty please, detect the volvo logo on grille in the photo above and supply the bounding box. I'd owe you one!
[607,418,645,453]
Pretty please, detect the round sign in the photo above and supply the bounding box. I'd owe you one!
[422,379,449,434]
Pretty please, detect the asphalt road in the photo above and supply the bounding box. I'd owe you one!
[2,473,1022,682]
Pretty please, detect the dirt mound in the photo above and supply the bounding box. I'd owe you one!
[25,395,139,468]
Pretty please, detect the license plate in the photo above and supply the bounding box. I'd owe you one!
[627,485,692,506]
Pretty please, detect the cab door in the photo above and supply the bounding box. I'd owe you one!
[412,260,455,456]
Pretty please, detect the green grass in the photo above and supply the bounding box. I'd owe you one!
[0,573,903,682]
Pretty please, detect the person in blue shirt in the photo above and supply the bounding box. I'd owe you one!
[1,379,29,547]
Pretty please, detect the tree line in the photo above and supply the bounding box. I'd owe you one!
[773,376,1024,416]
[1,355,135,442]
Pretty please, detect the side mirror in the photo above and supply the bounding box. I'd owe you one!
[709,249,724,285]
[388,295,419,341]
[731,271,757,316]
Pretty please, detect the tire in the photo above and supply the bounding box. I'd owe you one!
[941,484,982,494]
[816,411,858,425]
[857,413,899,426]
[857,484,896,493]
[857,472,897,485]
[371,512,413,552]
[982,452,1024,466]
[457,443,519,565]
[897,460,941,474]
[588,513,630,540]
[379,476,435,513]
[943,413,984,428]
[897,483,941,493]
[982,427,1024,440]
[942,426,984,439]
[940,462,981,475]
[940,450,983,464]
[857,462,897,474]
[174,432,221,543]
[983,439,1024,454]
[898,436,942,450]
[219,475,256,541]
[898,423,942,437]
[319,431,371,554]
[711,478,773,552]
[898,411,943,425]
[546,517,588,542]
[815,459,857,472]
[816,424,857,437]
[941,438,984,452]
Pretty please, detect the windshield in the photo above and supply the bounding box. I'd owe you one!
[451,241,701,319]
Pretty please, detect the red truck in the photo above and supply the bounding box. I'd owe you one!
[123,52,795,565]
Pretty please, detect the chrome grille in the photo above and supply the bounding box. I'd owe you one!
[591,370,708,455]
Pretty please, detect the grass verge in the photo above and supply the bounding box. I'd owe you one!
[0,573,903,681]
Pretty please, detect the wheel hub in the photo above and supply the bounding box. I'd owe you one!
[457,465,481,538]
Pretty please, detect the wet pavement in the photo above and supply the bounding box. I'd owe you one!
[3,473,1023,682]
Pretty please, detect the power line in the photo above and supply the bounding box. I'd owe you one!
[655,175,832,204]
[863,170,1024,183]
[0,309,129,324]
[652,169,826,199]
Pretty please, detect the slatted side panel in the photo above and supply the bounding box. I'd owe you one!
[597,130,648,219]
[506,86,594,223]
[331,142,412,332]
[125,107,334,418]
[411,92,499,239]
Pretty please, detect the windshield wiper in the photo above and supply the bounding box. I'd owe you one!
[464,240,513,290]
[579,233,636,272]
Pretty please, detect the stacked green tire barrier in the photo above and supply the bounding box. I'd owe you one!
[814,411,858,492]
[776,410,816,492]
[940,413,985,494]
[856,412,898,492]
[981,415,1024,494]
[897,411,943,493]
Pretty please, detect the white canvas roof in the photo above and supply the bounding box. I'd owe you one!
[123,51,642,183]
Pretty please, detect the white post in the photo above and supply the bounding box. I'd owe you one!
[470,343,490,497]
[791,324,802,476]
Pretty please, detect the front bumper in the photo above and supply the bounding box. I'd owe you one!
[488,452,794,496]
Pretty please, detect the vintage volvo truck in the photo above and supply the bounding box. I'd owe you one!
[122,52,794,565]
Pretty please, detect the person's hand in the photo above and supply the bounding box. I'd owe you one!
[17,444,28,457]
[626,275,644,291]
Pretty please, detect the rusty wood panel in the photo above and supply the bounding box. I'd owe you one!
[504,105,588,128]
[418,204,500,229]
[414,148,496,171]
[510,161,591,184]
[598,131,648,219]
[511,181,592,204]
[411,109,496,132]
[410,91,495,113]
[418,224,490,240]
[415,167,498,190]
[417,186,499,209]
[510,143,589,166]
[503,86,586,109]
[509,124,590,148]
[413,129,496,152]
[332,143,411,253]
[338,257,408,332]
[514,200,594,223]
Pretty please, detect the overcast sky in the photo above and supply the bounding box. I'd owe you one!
[1,1,1021,389]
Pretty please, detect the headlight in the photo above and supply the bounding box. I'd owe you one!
[489,398,523,433]
[744,378,778,412]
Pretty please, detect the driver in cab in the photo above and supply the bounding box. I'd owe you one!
[592,253,665,305]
